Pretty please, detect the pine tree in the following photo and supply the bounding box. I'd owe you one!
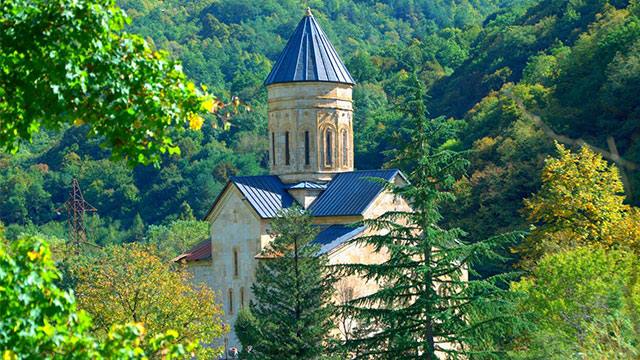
[338,75,518,359]
[250,207,334,359]
[178,201,196,221]
[129,213,146,243]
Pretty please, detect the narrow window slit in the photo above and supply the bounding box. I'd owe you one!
[285,131,290,165]
[304,131,310,166]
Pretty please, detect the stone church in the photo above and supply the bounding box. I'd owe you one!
[175,9,411,347]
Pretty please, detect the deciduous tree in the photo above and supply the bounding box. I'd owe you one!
[71,243,224,358]
[0,0,225,166]
[513,247,640,359]
[518,143,640,268]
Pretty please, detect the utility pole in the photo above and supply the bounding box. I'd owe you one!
[57,178,97,254]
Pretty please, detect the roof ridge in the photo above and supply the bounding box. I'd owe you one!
[336,168,399,173]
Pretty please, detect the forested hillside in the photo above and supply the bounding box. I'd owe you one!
[4,1,640,357]
[436,0,640,256]
[0,0,518,242]
[2,0,639,264]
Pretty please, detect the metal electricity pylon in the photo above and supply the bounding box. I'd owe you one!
[56,178,97,254]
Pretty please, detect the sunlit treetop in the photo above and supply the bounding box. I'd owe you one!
[518,142,640,268]
[0,0,247,166]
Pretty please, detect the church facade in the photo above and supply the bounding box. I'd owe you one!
[175,9,411,348]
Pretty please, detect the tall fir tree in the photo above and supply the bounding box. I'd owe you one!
[248,207,334,359]
[338,75,519,359]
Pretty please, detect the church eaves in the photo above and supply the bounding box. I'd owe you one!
[314,224,366,255]
[264,8,355,86]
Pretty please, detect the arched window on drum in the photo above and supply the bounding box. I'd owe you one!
[324,128,333,166]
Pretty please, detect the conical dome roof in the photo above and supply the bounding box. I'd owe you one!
[264,9,355,86]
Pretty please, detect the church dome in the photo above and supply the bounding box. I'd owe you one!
[264,8,355,86]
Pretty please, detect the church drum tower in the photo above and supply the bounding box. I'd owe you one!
[265,8,356,183]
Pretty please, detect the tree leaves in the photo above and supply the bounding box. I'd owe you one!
[0,233,196,359]
[70,243,225,358]
[517,143,640,268]
[0,0,226,167]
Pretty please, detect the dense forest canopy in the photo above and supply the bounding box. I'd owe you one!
[3,1,640,357]
[2,0,639,266]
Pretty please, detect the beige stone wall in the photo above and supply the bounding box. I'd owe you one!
[267,81,354,182]
[363,190,411,220]
[287,188,323,209]
[189,186,267,348]
[328,235,389,340]
[329,234,388,295]
[187,259,213,289]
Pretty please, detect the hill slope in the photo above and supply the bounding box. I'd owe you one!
[2,0,638,272]
[0,0,516,243]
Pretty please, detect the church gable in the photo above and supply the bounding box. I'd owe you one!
[210,185,262,225]
[362,170,411,220]
[204,175,295,221]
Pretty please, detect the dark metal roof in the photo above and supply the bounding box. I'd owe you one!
[264,10,355,86]
[230,175,296,218]
[308,169,401,217]
[172,239,211,262]
[203,170,405,221]
[313,224,366,254]
[286,181,327,190]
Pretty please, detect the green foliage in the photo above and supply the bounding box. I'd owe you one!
[0,131,263,245]
[71,243,225,358]
[250,208,334,359]
[0,0,222,166]
[3,4,640,355]
[0,0,531,247]
[145,219,209,260]
[439,1,640,262]
[116,0,513,172]
[4,0,640,357]
[0,233,195,359]
[512,247,640,359]
[441,85,553,270]
[235,308,260,358]
[0,165,51,225]
[516,144,640,268]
